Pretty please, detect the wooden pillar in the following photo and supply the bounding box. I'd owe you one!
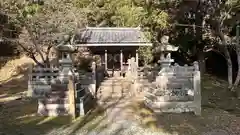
[68,72,76,120]
[120,50,123,74]
[136,50,139,68]
[105,50,108,70]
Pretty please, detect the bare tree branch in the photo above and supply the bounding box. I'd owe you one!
[23,24,45,62]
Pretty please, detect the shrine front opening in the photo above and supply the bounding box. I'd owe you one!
[88,46,139,70]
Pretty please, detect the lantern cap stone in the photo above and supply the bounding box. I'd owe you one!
[56,44,76,52]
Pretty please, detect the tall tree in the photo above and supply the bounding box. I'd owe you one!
[165,0,240,89]
[75,0,170,65]
[205,0,240,89]
[1,0,84,67]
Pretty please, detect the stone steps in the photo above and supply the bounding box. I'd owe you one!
[38,97,69,104]
[97,85,131,102]
[96,76,135,105]
[97,92,129,99]
[100,82,129,86]
[97,86,131,97]
[46,91,68,98]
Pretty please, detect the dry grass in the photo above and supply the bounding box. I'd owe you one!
[0,55,37,103]
[0,55,36,82]
[0,55,105,135]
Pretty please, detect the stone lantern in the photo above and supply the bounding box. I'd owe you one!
[56,35,77,83]
[158,35,178,68]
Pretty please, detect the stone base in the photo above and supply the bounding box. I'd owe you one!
[144,98,200,115]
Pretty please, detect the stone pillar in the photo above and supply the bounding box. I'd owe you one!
[59,52,73,83]
[68,73,76,120]
[120,50,123,73]
[136,50,139,68]
[105,50,107,70]
[159,52,174,68]
[91,62,96,96]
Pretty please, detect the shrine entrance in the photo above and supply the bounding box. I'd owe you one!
[107,53,121,70]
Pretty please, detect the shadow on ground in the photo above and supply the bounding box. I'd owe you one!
[127,74,240,135]
[0,63,73,135]
[0,63,127,135]
[1,69,240,135]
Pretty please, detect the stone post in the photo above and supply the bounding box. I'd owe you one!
[105,50,108,71]
[126,59,131,78]
[91,62,96,96]
[136,50,139,68]
[68,72,76,120]
[79,96,84,116]
[193,61,201,116]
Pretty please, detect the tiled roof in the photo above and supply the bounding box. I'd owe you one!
[73,27,151,46]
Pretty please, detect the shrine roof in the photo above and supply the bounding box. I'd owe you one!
[73,27,152,46]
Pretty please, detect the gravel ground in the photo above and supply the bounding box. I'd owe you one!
[42,96,174,135]
[44,120,173,135]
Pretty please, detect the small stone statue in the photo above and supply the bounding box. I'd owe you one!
[160,35,179,52]
[160,35,170,44]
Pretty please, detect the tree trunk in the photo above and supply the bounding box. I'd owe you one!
[225,48,233,88]
[198,49,205,76]
[30,54,44,67]
[219,34,233,88]
[195,6,205,76]
[232,49,240,91]
[215,18,233,88]
[231,25,240,92]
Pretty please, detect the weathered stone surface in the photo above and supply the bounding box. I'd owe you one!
[143,61,201,115]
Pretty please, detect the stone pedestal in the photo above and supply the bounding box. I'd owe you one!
[158,53,174,69]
